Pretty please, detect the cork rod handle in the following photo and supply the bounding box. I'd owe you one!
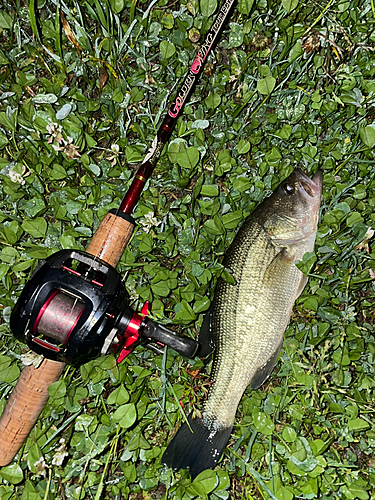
[0,212,135,466]
[0,359,65,466]
[86,211,135,267]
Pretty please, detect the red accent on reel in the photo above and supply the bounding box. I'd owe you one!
[62,266,81,276]
[32,337,61,352]
[117,301,151,363]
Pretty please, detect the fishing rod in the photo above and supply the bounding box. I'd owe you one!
[0,0,237,466]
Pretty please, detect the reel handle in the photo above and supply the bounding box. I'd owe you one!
[143,320,198,358]
[0,211,135,466]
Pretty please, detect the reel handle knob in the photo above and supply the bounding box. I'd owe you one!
[142,320,198,358]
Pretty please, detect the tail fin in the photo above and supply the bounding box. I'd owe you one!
[162,413,232,479]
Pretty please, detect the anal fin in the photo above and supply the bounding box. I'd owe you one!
[197,308,215,358]
[249,336,283,390]
[295,273,308,298]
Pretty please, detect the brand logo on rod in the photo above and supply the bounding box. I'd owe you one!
[168,0,235,119]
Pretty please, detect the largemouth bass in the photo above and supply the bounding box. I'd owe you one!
[163,169,322,478]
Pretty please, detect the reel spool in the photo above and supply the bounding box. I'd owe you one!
[32,291,85,347]
[10,250,198,366]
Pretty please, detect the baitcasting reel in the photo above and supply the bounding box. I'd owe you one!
[10,250,198,366]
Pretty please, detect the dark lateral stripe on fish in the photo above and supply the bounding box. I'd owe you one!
[162,413,232,479]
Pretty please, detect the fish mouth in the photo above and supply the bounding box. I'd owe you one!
[297,170,323,199]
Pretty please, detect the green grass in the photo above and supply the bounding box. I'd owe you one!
[0,0,375,498]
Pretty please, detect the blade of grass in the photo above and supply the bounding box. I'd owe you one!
[55,0,66,74]
[167,381,193,432]
[84,0,99,23]
[142,0,159,20]
[93,0,109,33]
[28,0,41,42]
[42,468,53,500]
[40,411,81,450]
[304,0,335,34]
[94,426,120,500]
[130,0,138,24]
[231,450,280,500]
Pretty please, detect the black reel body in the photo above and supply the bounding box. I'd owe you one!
[10,250,198,366]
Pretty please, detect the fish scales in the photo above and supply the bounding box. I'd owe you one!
[163,169,322,478]
[205,219,306,429]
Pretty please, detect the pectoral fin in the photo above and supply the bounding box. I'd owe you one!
[262,248,294,288]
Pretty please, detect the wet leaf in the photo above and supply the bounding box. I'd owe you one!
[282,426,297,443]
[113,403,137,428]
[21,217,47,238]
[32,93,58,104]
[0,463,23,484]
[282,0,299,12]
[176,146,200,170]
[109,0,124,14]
[0,11,13,29]
[257,75,276,95]
[0,49,9,65]
[238,0,254,15]
[237,139,250,154]
[200,0,217,17]
[201,184,219,196]
[56,103,72,120]
[48,379,67,399]
[347,418,371,432]
[160,40,176,59]
[253,410,274,435]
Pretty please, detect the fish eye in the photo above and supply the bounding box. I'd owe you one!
[282,183,295,195]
